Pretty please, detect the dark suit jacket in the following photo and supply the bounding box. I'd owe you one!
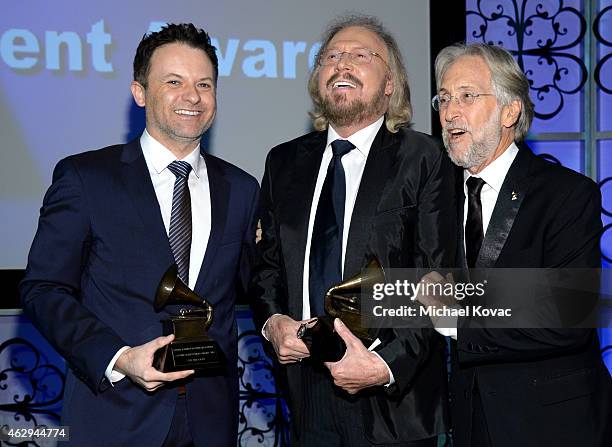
[451,146,611,447]
[250,125,457,443]
[20,139,259,447]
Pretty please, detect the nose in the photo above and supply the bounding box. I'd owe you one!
[182,84,201,104]
[335,53,354,71]
[443,97,461,123]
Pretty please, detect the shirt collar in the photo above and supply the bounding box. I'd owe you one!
[463,141,519,193]
[140,129,203,178]
[326,115,385,158]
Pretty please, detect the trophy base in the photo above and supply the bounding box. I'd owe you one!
[298,316,375,363]
[154,336,225,376]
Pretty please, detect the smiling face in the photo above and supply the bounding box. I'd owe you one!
[130,42,216,157]
[316,26,393,136]
[439,55,518,173]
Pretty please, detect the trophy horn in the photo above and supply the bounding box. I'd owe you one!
[155,265,213,326]
[324,257,385,316]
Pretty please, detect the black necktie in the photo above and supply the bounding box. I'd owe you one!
[309,139,355,316]
[465,176,486,268]
[167,161,193,285]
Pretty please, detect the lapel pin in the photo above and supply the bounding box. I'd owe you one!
[511,191,518,201]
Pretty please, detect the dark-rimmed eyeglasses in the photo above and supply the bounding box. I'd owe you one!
[431,92,496,111]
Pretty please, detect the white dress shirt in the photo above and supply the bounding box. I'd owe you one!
[105,129,212,383]
[301,116,383,319]
[304,116,396,384]
[436,142,519,339]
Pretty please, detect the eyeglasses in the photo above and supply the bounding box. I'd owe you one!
[431,92,496,111]
[318,48,388,67]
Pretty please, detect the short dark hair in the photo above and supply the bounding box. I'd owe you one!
[133,23,218,88]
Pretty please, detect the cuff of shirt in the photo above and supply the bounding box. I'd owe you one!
[105,346,130,384]
[261,314,282,341]
[368,340,395,387]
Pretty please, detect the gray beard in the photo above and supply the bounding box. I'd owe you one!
[442,112,502,169]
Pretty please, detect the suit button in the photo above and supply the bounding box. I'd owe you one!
[464,389,470,399]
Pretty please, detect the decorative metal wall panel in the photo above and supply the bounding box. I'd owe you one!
[0,310,289,446]
[595,1,612,132]
[467,0,587,133]
[0,315,64,446]
[236,308,290,446]
[529,140,584,172]
[599,140,612,268]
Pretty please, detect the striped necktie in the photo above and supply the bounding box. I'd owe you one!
[167,160,193,285]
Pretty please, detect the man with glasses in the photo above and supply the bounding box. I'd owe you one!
[421,42,611,446]
[250,14,456,446]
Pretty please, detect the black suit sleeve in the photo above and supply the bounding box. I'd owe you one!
[249,151,288,330]
[376,144,458,394]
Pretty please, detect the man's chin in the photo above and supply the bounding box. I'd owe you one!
[446,146,472,168]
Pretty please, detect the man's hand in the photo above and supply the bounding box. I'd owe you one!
[114,334,194,391]
[324,319,389,394]
[414,271,458,326]
[265,314,310,364]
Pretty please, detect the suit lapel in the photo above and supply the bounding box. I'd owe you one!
[119,140,174,266]
[193,153,230,297]
[344,126,399,277]
[476,147,532,268]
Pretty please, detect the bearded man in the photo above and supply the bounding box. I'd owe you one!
[250,14,456,447]
[425,42,611,447]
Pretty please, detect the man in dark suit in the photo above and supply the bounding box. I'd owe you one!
[20,24,258,447]
[250,15,456,446]
[418,42,611,446]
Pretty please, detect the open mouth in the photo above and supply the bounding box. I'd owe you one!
[446,127,468,140]
[332,80,357,90]
[327,74,362,90]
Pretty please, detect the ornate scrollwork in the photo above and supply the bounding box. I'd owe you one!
[601,224,612,264]
[599,177,612,218]
[237,329,290,446]
[467,0,587,120]
[0,337,65,447]
[594,5,612,94]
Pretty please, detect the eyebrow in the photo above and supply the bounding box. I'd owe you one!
[438,84,481,92]
[162,73,215,82]
[324,46,371,52]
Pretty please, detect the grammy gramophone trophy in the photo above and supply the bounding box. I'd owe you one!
[153,265,224,375]
[297,258,385,362]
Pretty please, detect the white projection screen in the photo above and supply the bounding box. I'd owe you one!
[0,0,431,268]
